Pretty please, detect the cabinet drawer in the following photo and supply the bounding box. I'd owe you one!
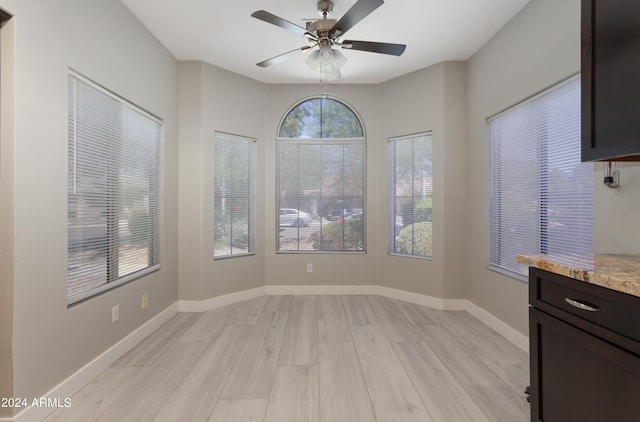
[530,268,640,345]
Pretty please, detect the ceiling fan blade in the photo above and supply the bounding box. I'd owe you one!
[257,46,313,68]
[330,0,384,37]
[342,40,406,56]
[251,10,309,37]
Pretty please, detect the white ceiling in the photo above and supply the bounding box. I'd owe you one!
[120,0,530,84]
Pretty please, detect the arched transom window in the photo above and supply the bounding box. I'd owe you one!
[277,97,365,253]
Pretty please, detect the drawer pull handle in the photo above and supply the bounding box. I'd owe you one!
[564,298,600,312]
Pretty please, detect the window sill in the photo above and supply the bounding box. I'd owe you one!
[389,252,432,261]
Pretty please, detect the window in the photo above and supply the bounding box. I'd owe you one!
[67,72,161,304]
[489,76,593,278]
[214,132,256,258]
[277,97,365,252]
[389,132,433,258]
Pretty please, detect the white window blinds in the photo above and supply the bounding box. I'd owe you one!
[277,140,365,252]
[68,72,161,304]
[214,132,256,258]
[277,97,366,253]
[489,76,593,278]
[389,132,433,258]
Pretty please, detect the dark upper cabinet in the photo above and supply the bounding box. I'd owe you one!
[582,0,640,161]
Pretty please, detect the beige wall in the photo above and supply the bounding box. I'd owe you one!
[379,65,445,296]
[201,64,269,298]
[0,18,15,418]
[442,62,469,299]
[594,163,640,253]
[178,61,268,301]
[3,0,179,405]
[178,62,204,301]
[467,0,581,334]
[378,62,469,299]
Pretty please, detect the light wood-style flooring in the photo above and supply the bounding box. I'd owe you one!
[46,295,530,421]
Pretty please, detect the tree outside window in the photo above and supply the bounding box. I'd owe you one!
[389,132,433,258]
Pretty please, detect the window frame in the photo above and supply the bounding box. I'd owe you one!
[213,131,257,259]
[67,70,162,305]
[388,131,433,259]
[276,96,366,254]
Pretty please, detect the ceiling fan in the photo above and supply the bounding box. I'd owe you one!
[251,0,406,80]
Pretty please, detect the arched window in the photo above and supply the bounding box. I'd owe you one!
[279,97,364,139]
[277,97,365,252]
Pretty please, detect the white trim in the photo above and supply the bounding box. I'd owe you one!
[376,286,469,311]
[264,284,379,296]
[178,286,266,312]
[12,304,178,422]
[466,302,529,353]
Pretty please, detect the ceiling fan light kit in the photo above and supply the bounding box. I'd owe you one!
[251,0,406,81]
[305,44,347,81]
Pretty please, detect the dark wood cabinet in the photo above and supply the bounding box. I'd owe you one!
[529,268,640,421]
[582,0,640,161]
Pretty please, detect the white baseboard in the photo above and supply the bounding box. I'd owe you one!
[375,286,469,311]
[263,284,468,311]
[179,286,266,312]
[466,302,529,353]
[11,303,179,422]
[264,284,379,296]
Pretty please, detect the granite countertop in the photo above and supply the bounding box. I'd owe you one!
[516,253,640,298]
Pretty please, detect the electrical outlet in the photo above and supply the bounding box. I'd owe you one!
[112,304,119,323]
[142,293,148,310]
[306,263,313,273]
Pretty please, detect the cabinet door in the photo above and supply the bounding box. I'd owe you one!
[530,308,640,421]
[582,0,640,161]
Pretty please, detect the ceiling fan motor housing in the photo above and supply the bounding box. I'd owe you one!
[317,0,334,16]
[308,18,336,36]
